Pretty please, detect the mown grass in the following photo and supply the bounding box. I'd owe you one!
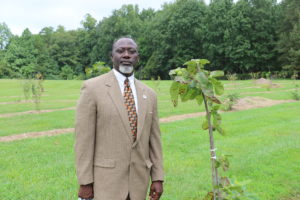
[0,134,77,199]
[0,79,299,135]
[0,101,299,199]
[0,110,75,137]
[0,101,75,114]
[0,78,299,199]
[0,79,204,117]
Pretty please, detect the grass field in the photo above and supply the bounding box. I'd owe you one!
[0,78,299,199]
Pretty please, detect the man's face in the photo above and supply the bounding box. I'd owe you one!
[111,38,139,76]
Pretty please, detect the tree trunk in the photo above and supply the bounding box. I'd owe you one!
[202,93,221,200]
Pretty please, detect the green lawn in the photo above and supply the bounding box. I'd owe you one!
[0,110,75,137]
[0,78,300,199]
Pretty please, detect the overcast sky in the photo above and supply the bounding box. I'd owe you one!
[0,0,212,36]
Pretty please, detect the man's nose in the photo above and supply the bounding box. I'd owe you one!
[122,51,130,58]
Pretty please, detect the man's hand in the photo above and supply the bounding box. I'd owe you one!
[149,181,163,200]
[78,183,94,199]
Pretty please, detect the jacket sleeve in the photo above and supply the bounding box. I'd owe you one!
[149,93,164,182]
[75,82,96,185]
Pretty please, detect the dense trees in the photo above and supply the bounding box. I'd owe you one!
[141,0,208,79]
[277,0,300,73]
[218,0,280,73]
[0,0,298,79]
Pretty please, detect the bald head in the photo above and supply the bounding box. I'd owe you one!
[112,37,138,51]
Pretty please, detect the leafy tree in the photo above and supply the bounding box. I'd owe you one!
[0,0,288,79]
[60,65,74,80]
[0,50,11,77]
[49,26,81,76]
[38,27,60,78]
[4,28,60,78]
[277,0,300,73]
[85,61,111,79]
[4,29,38,78]
[202,0,234,72]
[78,14,98,68]
[0,22,12,50]
[93,5,143,66]
[141,0,208,79]
[230,0,278,73]
[0,23,11,77]
[169,59,255,199]
[134,8,156,78]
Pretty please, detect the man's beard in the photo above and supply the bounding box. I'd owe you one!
[119,65,134,74]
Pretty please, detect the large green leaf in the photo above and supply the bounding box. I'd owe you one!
[210,70,224,78]
[178,83,188,95]
[195,94,203,106]
[211,78,224,95]
[212,110,224,135]
[190,88,199,100]
[212,104,221,111]
[203,192,214,200]
[217,155,232,171]
[196,72,214,97]
[199,59,210,65]
[196,71,209,85]
[216,126,226,136]
[180,87,197,102]
[170,81,179,107]
[169,69,177,76]
[212,112,222,127]
[180,89,190,102]
[215,84,224,96]
[202,119,209,130]
[189,80,197,88]
[174,76,186,83]
[184,60,197,75]
[207,96,222,104]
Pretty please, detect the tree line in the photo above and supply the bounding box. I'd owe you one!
[0,0,299,80]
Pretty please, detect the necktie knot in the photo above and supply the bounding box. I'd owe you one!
[124,78,130,88]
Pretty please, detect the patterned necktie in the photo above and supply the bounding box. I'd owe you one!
[124,78,138,142]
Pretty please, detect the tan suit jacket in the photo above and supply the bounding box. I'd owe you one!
[75,70,164,200]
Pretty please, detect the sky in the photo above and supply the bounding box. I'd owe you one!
[0,0,210,36]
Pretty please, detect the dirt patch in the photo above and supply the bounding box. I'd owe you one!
[0,128,74,142]
[0,97,295,142]
[242,88,295,95]
[224,83,241,86]
[255,78,272,85]
[1,114,207,142]
[0,100,35,105]
[160,112,206,123]
[0,99,75,105]
[0,95,49,99]
[232,96,294,111]
[0,107,76,118]
[254,78,280,88]
[0,95,22,99]
[226,86,261,90]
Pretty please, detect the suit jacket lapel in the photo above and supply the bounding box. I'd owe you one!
[105,71,133,143]
[135,79,147,144]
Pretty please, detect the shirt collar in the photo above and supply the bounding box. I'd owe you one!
[113,68,135,84]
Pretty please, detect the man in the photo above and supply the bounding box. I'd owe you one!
[75,37,164,200]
